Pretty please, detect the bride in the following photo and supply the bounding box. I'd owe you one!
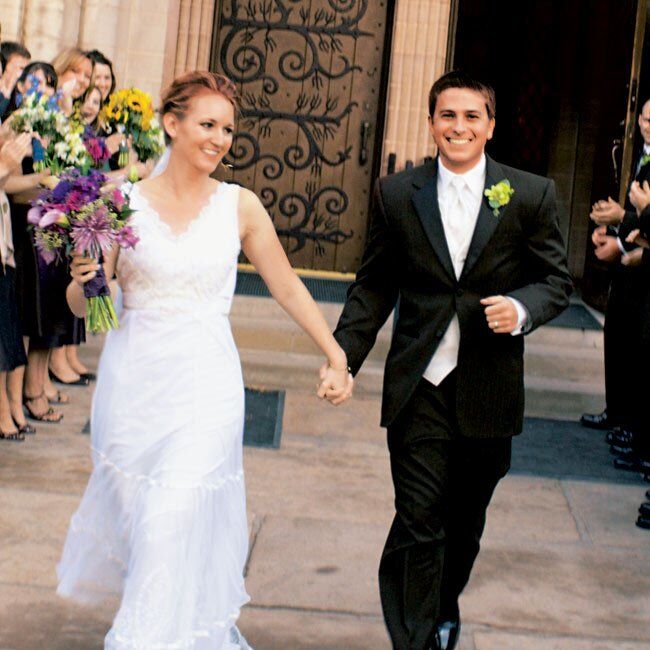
[56,70,352,649]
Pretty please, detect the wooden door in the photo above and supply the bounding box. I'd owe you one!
[619,0,647,203]
[211,0,391,273]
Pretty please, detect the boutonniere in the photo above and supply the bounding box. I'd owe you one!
[640,153,650,169]
[484,179,515,217]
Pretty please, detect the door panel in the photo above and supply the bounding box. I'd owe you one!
[212,0,389,272]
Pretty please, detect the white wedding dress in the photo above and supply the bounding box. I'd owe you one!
[57,181,252,649]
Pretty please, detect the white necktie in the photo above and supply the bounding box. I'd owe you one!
[446,177,473,278]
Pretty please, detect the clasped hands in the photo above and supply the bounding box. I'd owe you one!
[317,362,354,406]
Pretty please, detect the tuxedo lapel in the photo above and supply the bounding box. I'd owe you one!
[411,163,456,282]
[461,156,506,280]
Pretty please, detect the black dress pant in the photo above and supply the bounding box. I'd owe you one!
[380,374,511,650]
[604,265,643,430]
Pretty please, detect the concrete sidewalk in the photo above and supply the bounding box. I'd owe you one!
[1,335,649,650]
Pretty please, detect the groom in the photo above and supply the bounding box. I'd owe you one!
[330,71,571,649]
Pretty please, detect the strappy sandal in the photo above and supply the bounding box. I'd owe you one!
[0,428,25,442]
[16,421,36,435]
[46,389,70,405]
[23,392,64,423]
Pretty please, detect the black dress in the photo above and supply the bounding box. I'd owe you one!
[0,194,27,372]
[9,158,86,349]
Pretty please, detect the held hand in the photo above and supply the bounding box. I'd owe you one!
[590,197,625,226]
[591,225,608,247]
[626,228,650,249]
[480,295,518,334]
[70,255,100,287]
[317,361,354,406]
[622,248,644,267]
[594,236,621,263]
[629,180,650,214]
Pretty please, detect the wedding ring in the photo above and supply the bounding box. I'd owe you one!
[494,320,499,327]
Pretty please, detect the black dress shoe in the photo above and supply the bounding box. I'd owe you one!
[429,629,442,650]
[438,617,461,650]
[613,455,650,473]
[581,410,612,430]
[646,489,650,500]
[638,502,650,517]
[636,515,650,530]
[605,427,635,446]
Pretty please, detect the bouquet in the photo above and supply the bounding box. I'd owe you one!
[82,126,111,169]
[100,87,165,165]
[11,76,90,174]
[28,168,139,333]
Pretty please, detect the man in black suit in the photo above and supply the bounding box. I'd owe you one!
[586,99,650,468]
[328,71,571,649]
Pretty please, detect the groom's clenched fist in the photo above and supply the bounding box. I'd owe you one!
[480,295,519,334]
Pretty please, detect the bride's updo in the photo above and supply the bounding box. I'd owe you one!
[160,70,239,142]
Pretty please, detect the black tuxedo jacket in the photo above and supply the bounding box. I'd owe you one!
[334,156,572,438]
[618,156,650,249]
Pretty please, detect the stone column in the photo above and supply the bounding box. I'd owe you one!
[381,0,452,175]
[173,0,216,77]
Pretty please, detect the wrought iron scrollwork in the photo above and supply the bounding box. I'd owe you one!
[219,0,371,255]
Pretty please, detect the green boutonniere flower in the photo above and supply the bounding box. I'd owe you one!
[484,179,515,217]
[640,153,650,169]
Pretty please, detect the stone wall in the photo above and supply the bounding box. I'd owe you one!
[0,0,215,105]
[381,0,452,174]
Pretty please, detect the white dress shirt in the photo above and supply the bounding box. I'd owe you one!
[423,156,527,386]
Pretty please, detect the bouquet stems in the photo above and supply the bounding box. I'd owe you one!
[82,264,118,333]
[86,295,119,333]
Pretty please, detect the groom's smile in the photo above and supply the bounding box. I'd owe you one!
[429,87,495,174]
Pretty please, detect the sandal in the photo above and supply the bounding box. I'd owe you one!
[0,428,25,442]
[48,369,89,386]
[18,422,36,435]
[23,392,64,423]
[46,389,70,405]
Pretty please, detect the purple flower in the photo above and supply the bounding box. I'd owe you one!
[70,208,116,256]
[27,207,42,224]
[39,209,69,228]
[51,180,73,203]
[115,225,139,249]
[34,238,57,265]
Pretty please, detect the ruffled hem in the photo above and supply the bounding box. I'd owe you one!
[104,607,251,650]
[92,446,245,491]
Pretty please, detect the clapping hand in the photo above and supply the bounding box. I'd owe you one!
[0,132,32,172]
[629,180,650,214]
[622,247,644,267]
[317,362,354,406]
[626,228,650,249]
[590,197,625,226]
[591,225,621,263]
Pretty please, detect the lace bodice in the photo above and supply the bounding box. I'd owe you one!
[117,182,241,315]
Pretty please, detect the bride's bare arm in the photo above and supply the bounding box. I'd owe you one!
[66,245,120,317]
[239,188,352,403]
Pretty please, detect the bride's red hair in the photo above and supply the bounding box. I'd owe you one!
[160,70,239,140]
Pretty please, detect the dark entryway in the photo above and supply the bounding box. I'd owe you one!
[450,0,640,308]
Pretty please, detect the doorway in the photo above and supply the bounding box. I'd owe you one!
[450,0,638,307]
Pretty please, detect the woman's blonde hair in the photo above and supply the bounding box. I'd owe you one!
[51,47,89,79]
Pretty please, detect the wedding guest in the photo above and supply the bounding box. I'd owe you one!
[86,49,115,102]
[52,48,92,116]
[9,61,58,110]
[0,132,32,440]
[0,42,31,118]
[585,99,650,464]
[78,85,102,128]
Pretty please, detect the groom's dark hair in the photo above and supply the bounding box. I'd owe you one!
[429,71,496,120]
